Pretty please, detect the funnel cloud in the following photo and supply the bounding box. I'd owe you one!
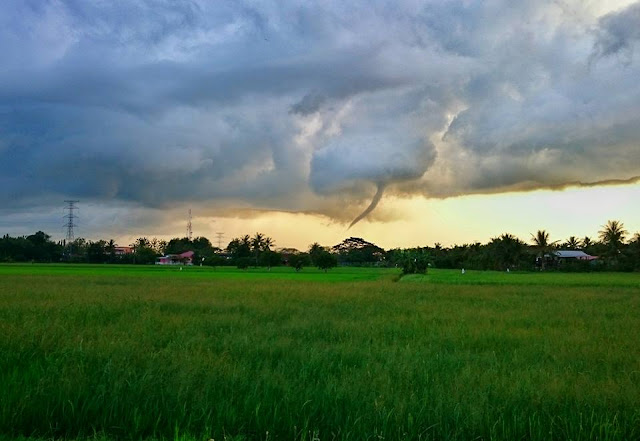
[349,183,386,229]
[2,1,640,236]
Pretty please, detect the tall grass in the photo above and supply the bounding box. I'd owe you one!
[1,269,639,440]
[0,264,392,282]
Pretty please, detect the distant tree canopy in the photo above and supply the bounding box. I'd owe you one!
[87,240,107,263]
[2,219,639,271]
[227,235,252,259]
[308,242,325,266]
[599,220,628,257]
[486,234,527,270]
[288,253,310,272]
[0,231,63,262]
[401,254,429,275]
[331,237,385,265]
[259,250,282,269]
[165,236,217,265]
[227,233,276,267]
[315,250,338,272]
[563,236,581,249]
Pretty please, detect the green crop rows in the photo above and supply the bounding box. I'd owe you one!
[1,265,639,440]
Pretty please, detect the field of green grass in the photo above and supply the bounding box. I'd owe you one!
[0,264,391,282]
[402,268,640,288]
[1,264,639,440]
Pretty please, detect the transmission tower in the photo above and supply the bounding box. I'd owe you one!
[187,209,193,240]
[215,232,225,250]
[64,200,79,243]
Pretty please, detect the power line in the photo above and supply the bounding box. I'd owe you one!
[63,200,79,243]
[215,232,225,250]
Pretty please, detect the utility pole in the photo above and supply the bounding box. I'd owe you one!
[216,232,225,250]
[187,209,193,241]
[64,200,79,256]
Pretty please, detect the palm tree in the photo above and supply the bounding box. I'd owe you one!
[530,230,558,270]
[308,242,324,265]
[260,236,276,269]
[106,239,116,262]
[581,236,593,249]
[531,230,550,248]
[262,236,274,252]
[227,236,251,259]
[250,233,275,266]
[251,233,264,267]
[564,236,580,249]
[598,220,628,256]
[490,233,525,270]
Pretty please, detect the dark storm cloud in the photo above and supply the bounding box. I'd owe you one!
[2,0,640,234]
[290,92,326,116]
[592,1,640,61]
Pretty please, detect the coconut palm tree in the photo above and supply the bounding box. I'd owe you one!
[581,236,593,249]
[564,236,580,249]
[490,233,525,270]
[598,220,627,256]
[308,242,324,265]
[106,239,116,262]
[530,230,558,270]
[251,233,265,267]
[227,235,252,259]
[262,236,274,251]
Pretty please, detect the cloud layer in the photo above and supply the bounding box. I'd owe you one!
[2,0,640,232]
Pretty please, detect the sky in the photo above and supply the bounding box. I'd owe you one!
[1,0,639,250]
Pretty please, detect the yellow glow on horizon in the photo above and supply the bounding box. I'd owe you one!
[348,183,640,249]
[119,184,639,251]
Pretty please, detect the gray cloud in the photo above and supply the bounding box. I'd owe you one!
[592,2,640,61]
[290,92,326,116]
[2,0,640,236]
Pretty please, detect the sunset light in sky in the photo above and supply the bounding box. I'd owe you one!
[1,1,640,248]
[108,183,638,250]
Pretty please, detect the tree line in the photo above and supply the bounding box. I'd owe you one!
[390,220,640,273]
[1,220,639,272]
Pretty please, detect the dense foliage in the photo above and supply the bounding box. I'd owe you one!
[332,237,385,265]
[2,220,640,271]
[0,231,63,262]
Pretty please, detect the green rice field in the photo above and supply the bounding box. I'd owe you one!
[1,264,639,440]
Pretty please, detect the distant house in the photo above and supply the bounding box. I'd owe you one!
[114,246,134,255]
[553,250,598,261]
[156,251,194,265]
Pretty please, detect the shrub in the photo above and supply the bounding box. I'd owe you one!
[402,255,429,275]
[288,254,309,271]
[236,257,251,270]
[316,251,338,272]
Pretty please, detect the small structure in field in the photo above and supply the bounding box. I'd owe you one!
[156,251,194,265]
[553,250,598,261]
[114,246,134,255]
[544,250,599,270]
